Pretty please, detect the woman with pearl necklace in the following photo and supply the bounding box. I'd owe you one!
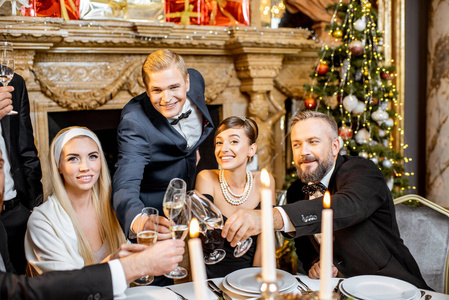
[195,116,276,278]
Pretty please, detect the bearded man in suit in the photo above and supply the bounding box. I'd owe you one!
[222,111,430,289]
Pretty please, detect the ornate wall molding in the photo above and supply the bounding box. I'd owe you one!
[0,17,318,192]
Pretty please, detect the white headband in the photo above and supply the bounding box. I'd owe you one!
[54,128,101,167]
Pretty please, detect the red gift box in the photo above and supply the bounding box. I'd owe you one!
[23,0,80,20]
[165,0,208,25]
[207,0,249,26]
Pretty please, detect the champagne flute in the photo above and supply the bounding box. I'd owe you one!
[164,192,190,279]
[163,178,187,218]
[0,41,17,115]
[133,207,159,285]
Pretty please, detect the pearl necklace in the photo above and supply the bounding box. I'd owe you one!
[219,168,253,206]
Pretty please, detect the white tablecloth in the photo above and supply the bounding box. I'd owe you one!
[121,274,449,300]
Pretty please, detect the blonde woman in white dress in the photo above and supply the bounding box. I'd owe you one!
[25,126,143,274]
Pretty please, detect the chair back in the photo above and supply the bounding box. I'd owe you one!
[394,194,449,294]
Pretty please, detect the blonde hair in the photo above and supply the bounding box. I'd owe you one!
[142,49,188,87]
[49,126,125,266]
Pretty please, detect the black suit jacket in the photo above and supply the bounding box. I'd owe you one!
[283,155,430,289]
[1,74,42,208]
[113,68,214,236]
[0,221,113,300]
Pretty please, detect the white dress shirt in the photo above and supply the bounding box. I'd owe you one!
[109,259,127,297]
[0,253,6,272]
[276,163,336,233]
[167,97,203,149]
[0,124,17,201]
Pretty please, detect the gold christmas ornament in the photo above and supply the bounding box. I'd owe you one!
[333,29,343,38]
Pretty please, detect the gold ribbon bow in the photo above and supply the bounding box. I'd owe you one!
[60,0,78,20]
[166,0,201,26]
[108,0,128,18]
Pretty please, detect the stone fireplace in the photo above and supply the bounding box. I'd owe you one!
[1,16,318,195]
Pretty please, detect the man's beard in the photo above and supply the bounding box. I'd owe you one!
[295,152,334,183]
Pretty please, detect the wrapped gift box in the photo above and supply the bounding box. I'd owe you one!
[165,0,208,25]
[80,0,164,22]
[23,0,80,20]
[207,0,249,26]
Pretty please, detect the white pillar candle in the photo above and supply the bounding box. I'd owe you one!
[320,191,333,299]
[261,169,277,283]
[188,218,209,300]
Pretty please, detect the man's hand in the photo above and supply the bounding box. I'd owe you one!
[107,243,147,261]
[221,208,262,247]
[308,261,338,279]
[120,239,185,283]
[0,86,14,119]
[157,216,172,241]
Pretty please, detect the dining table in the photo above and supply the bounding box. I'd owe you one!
[119,272,449,300]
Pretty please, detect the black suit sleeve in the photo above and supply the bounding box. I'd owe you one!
[0,263,113,300]
[11,74,43,208]
[283,157,388,238]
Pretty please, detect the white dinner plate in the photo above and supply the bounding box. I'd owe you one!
[340,275,419,300]
[226,267,296,294]
[117,286,178,300]
[222,277,261,297]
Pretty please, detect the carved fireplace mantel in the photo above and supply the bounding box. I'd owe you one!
[0,16,319,195]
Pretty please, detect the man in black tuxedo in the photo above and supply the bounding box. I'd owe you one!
[113,49,214,239]
[0,74,43,274]
[223,111,430,289]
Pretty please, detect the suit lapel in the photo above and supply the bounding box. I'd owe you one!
[328,155,344,193]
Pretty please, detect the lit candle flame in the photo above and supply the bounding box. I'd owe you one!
[323,191,331,209]
[261,168,270,188]
[190,218,200,238]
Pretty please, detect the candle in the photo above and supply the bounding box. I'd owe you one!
[320,191,333,299]
[260,168,277,282]
[188,218,208,300]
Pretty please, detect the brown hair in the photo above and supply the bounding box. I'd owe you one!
[142,49,188,87]
[215,116,259,145]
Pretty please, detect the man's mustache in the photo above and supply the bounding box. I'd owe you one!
[297,156,318,164]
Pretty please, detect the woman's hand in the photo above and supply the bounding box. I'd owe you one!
[308,261,338,279]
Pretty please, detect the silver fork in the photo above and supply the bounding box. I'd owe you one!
[297,285,308,295]
[166,287,188,300]
[295,277,313,293]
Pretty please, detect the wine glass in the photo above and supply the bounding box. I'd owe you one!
[0,41,17,115]
[188,190,253,260]
[133,207,159,285]
[164,192,190,279]
[188,190,226,265]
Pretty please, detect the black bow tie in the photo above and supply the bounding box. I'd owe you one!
[302,182,327,196]
[170,109,192,125]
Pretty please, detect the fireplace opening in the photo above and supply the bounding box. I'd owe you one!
[47,105,220,180]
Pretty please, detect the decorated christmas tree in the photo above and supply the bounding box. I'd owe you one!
[302,0,411,198]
